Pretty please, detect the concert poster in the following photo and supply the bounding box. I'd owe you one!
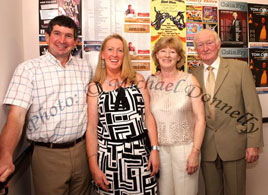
[39,0,82,35]
[248,3,268,43]
[249,48,268,93]
[219,1,248,48]
[151,0,186,73]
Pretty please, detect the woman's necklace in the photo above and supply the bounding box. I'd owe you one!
[105,79,122,87]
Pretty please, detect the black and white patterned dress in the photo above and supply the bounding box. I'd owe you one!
[95,83,157,195]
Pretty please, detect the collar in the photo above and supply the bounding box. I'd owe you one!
[203,56,220,71]
[44,51,73,67]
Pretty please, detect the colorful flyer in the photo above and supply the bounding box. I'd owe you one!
[186,23,202,40]
[186,5,202,23]
[203,6,217,23]
[187,55,201,73]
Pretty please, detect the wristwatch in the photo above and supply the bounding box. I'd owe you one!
[151,145,160,151]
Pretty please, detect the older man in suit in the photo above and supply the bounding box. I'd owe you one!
[192,29,263,195]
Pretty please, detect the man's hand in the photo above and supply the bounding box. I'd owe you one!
[246,147,259,163]
[0,106,27,184]
[0,153,14,183]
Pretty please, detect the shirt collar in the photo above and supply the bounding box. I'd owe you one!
[204,56,220,71]
[44,51,73,67]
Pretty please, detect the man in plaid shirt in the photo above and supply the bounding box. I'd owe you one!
[0,15,93,195]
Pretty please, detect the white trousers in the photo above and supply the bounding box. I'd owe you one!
[158,143,200,195]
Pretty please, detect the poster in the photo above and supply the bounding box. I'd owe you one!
[187,55,201,73]
[39,0,82,35]
[83,0,151,75]
[186,5,202,23]
[203,6,217,24]
[151,1,186,39]
[185,0,218,71]
[186,0,217,6]
[249,48,268,93]
[219,1,248,48]
[124,1,151,72]
[39,0,82,56]
[39,0,268,76]
[248,4,268,43]
[151,0,186,72]
[186,23,202,40]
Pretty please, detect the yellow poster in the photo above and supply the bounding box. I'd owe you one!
[151,0,186,72]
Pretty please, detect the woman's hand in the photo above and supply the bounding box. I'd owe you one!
[147,150,160,176]
[186,149,200,174]
[91,167,109,191]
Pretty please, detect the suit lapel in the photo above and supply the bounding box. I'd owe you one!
[200,65,205,90]
[196,64,205,90]
[214,58,229,95]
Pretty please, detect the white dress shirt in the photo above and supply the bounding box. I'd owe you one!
[203,56,220,87]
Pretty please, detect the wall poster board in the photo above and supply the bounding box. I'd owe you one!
[38,0,268,118]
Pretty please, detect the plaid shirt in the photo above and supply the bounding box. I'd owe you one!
[4,51,92,143]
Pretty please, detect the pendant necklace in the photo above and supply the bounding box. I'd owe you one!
[105,79,122,87]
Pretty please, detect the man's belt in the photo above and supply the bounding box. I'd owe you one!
[31,134,85,149]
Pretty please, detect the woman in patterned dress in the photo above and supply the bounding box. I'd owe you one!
[86,34,159,194]
[148,36,205,195]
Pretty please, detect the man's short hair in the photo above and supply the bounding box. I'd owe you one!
[46,15,78,40]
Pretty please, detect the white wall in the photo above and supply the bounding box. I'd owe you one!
[22,0,39,61]
[0,1,24,128]
[0,1,33,195]
[0,0,267,194]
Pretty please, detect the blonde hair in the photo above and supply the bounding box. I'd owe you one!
[93,33,136,84]
[152,36,185,71]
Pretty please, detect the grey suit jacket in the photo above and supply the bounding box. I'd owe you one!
[192,57,263,161]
